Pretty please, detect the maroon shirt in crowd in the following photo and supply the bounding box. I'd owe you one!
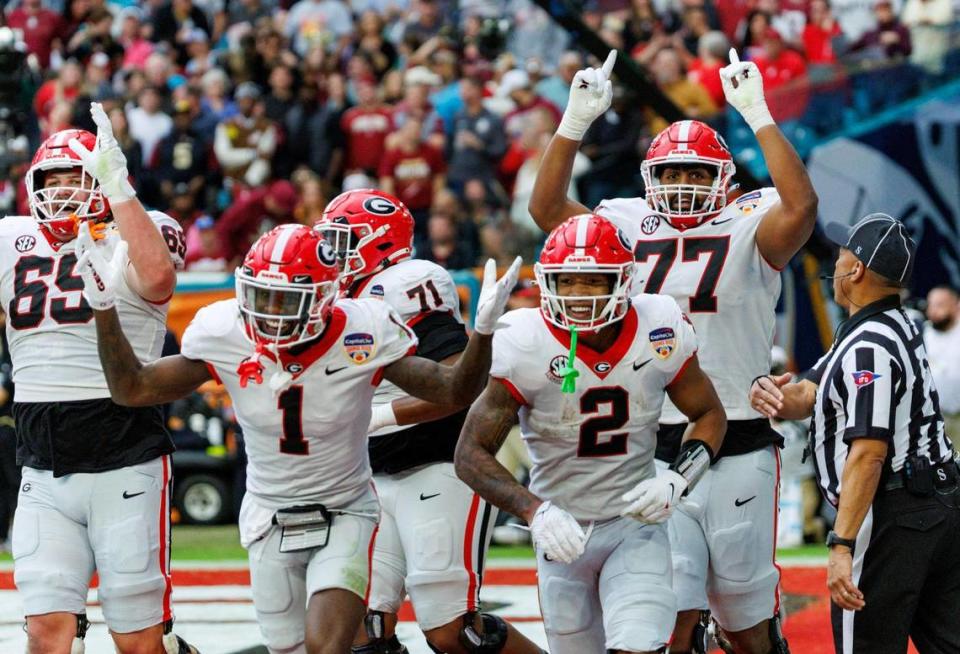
[378,143,445,211]
[340,106,394,174]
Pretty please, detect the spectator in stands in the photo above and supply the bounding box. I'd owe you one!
[501,69,562,139]
[184,215,230,272]
[5,0,65,69]
[902,0,954,76]
[213,81,278,188]
[64,6,120,63]
[183,28,215,80]
[401,0,449,50]
[426,47,464,130]
[107,106,144,195]
[689,30,730,108]
[644,46,718,133]
[738,9,774,59]
[281,80,344,188]
[803,0,844,64]
[753,28,809,122]
[128,84,174,167]
[537,51,582,113]
[379,116,447,236]
[33,58,82,126]
[198,68,237,134]
[847,0,912,61]
[350,11,398,80]
[292,173,327,226]
[924,285,960,446]
[117,7,155,70]
[391,66,446,150]
[422,211,476,270]
[167,182,206,230]
[153,0,212,64]
[155,99,208,210]
[447,76,507,195]
[801,0,846,134]
[340,76,394,176]
[580,86,646,210]
[622,0,671,53]
[263,63,297,122]
[845,1,914,110]
[215,179,299,263]
[677,5,715,56]
[284,0,354,56]
[758,0,807,48]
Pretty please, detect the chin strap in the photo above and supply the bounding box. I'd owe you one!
[560,326,579,394]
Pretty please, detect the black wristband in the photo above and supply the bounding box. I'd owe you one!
[826,530,856,554]
[751,374,771,388]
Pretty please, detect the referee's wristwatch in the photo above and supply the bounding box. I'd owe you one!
[826,531,856,554]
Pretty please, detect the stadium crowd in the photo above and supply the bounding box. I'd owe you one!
[0,0,956,272]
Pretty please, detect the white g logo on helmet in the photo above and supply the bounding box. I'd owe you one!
[317,239,336,266]
[362,197,397,216]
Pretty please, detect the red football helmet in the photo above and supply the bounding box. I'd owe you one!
[640,120,736,229]
[314,189,415,289]
[535,214,636,331]
[24,129,108,241]
[235,224,340,349]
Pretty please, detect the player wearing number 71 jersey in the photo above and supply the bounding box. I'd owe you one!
[77,222,521,654]
[456,215,726,654]
[530,48,818,653]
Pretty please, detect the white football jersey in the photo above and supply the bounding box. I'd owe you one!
[353,259,462,436]
[596,188,782,422]
[0,213,185,402]
[490,295,697,521]
[180,297,417,514]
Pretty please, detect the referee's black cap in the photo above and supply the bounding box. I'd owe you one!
[825,213,916,284]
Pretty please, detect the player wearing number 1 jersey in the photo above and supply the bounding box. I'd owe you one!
[317,190,543,654]
[80,222,521,654]
[0,105,197,654]
[456,215,726,654]
[530,50,818,653]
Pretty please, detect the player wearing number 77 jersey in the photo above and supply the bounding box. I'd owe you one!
[77,222,521,654]
[456,214,726,654]
[0,106,197,654]
[529,48,818,653]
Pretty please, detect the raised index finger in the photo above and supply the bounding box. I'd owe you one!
[728,47,741,65]
[601,49,617,78]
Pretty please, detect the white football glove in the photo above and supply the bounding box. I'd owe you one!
[621,469,688,524]
[75,222,126,311]
[530,501,587,564]
[473,256,521,335]
[68,102,136,203]
[719,48,774,133]
[557,50,617,141]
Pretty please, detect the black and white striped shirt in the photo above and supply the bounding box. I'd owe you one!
[809,295,952,506]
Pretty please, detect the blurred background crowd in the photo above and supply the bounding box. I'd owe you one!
[0,0,957,273]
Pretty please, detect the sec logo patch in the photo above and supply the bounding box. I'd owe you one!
[546,355,569,384]
[641,215,661,235]
[15,235,35,252]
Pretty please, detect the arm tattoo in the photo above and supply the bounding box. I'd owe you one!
[95,308,210,406]
[455,380,541,523]
[385,333,492,406]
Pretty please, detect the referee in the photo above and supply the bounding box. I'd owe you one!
[750,213,960,653]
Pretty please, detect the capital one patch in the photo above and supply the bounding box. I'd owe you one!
[649,327,676,359]
[852,370,882,388]
[344,332,376,363]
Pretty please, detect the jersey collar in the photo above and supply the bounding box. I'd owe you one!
[834,294,902,345]
[544,307,638,380]
[277,306,347,376]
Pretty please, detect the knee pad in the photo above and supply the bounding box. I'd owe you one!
[351,612,409,654]
[458,612,508,654]
[69,614,89,654]
[768,612,790,654]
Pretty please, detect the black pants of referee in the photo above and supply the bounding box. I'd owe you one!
[831,484,960,653]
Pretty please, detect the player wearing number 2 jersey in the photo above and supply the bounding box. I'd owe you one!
[80,222,521,654]
[317,189,543,654]
[530,50,818,654]
[0,105,197,654]
[456,215,726,654]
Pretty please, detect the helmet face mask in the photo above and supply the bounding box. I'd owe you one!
[235,225,340,350]
[26,129,108,241]
[641,120,736,230]
[535,214,636,332]
[315,189,414,290]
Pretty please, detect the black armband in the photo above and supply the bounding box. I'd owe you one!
[669,439,715,492]
[412,312,468,362]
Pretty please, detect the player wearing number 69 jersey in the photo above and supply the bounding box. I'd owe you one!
[0,109,196,654]
[455,215,726,654]
[79,222,521,654]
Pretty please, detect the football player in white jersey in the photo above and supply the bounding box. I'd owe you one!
[528,50,818,653]
[2,105,198,654]
[456,214,727,654]
[316,189,544,654]
[76,222,520,654]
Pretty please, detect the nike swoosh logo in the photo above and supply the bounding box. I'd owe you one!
[419,493,440,501]
[712,217,733,225]
[325,366,347,375]
[633,358,652,371]
[735,496,757,507]
[122,491,145,499]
